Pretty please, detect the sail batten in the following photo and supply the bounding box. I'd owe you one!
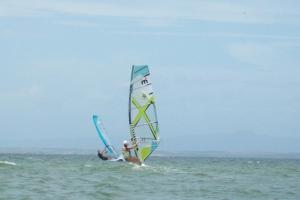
[135,121,158,127]
[132,83,152,91]
[129,65,160,163]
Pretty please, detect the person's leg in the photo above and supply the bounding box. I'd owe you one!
[126,157,141,164]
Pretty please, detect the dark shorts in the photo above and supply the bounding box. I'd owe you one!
[98,152,108,160]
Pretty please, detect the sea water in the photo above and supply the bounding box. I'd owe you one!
[1,154,300,200]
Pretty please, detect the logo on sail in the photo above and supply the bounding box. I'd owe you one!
[141,77,148,85]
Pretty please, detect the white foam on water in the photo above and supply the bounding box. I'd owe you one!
[84,164,92,167]
[129,162,146,170]
[0,160,17,166]
[141,163,147,167]
[130,162,184,174]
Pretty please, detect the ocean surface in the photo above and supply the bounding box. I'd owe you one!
[1,153,300,200]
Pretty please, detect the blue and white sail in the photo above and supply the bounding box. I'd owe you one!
[92,115,119,159]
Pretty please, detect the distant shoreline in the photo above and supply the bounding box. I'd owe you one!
[1,148,300,159]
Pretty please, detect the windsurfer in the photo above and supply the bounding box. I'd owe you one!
[97,149,112,161]
[122,140,141,164]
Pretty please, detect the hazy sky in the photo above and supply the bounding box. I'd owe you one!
[1,0,300,152]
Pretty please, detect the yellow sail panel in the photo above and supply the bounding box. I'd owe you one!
[140,146,152,161]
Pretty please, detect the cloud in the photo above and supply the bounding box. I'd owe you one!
[54,20,99,28]
[226,42,300,68]
[0,0,299,25]
[227,43,273,67]
[0,84,43,113]
[0,85,42,100]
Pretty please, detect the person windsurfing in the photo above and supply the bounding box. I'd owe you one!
[122,140,141,164]
[97,149,112,161]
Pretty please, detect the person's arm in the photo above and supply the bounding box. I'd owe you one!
[129,143,138,150]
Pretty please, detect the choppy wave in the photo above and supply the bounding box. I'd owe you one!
[0,160,17,166]
[0,154,299,200]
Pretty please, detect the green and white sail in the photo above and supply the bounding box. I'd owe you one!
[129,65,160,163]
